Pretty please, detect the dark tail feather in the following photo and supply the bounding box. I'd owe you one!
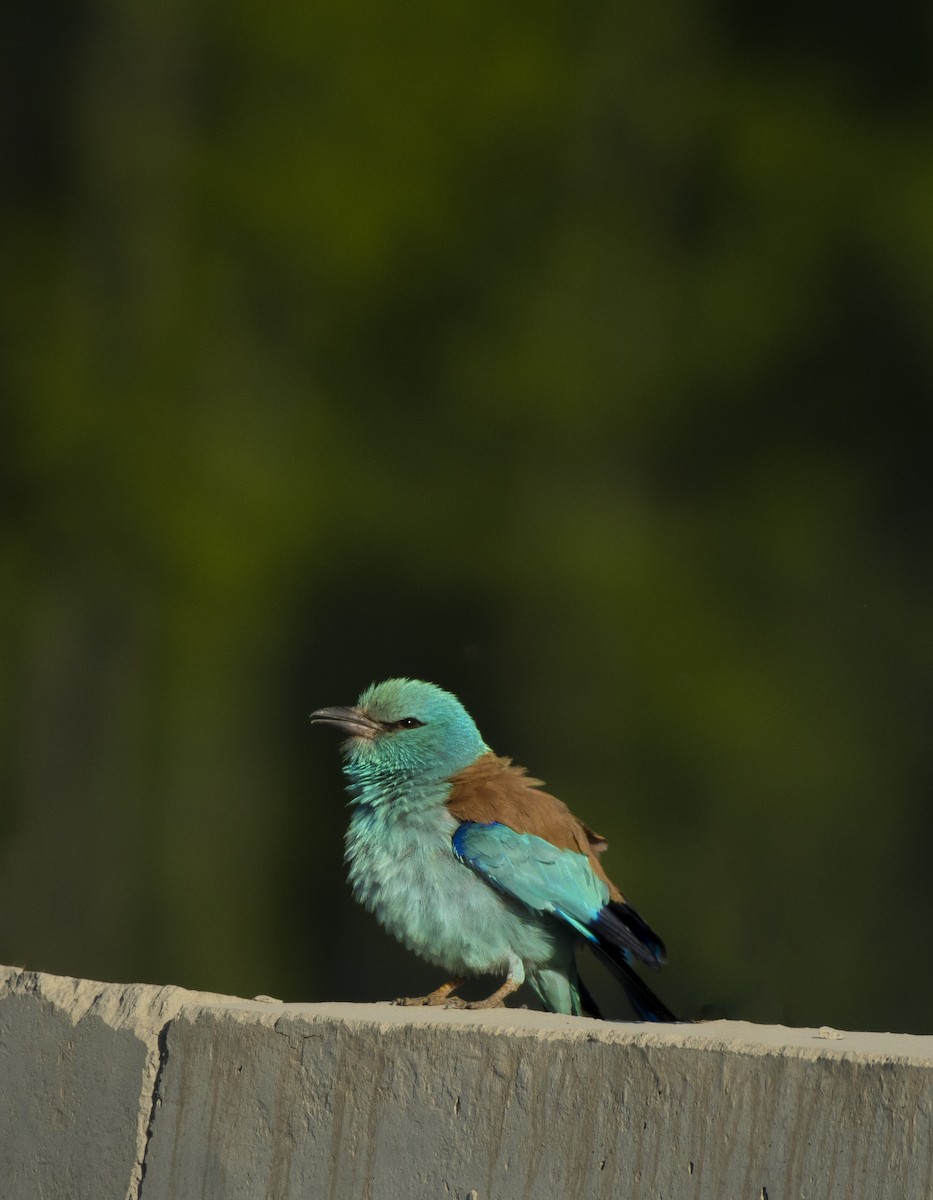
[606,955,678,1022]
[577,959,678,1022]
[592,900,667,967]
[588,899,678,1021]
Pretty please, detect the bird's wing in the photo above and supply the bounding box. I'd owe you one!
[446,753,618,897]
[451,820,663,968]
[447,753,667,972]
[452,820,608,931]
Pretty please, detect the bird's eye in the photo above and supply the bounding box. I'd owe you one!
[396,717,424,730]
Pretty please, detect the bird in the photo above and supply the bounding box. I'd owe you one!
[310,678,677,1021]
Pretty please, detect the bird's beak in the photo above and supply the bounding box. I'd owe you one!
[309,705,381,740]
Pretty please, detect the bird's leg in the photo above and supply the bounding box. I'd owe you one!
[393,978,466,1007]
[461,977,521,1010]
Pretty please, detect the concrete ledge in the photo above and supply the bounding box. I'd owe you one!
[1,965,931,1199]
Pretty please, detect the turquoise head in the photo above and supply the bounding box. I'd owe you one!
[310,678,488,803]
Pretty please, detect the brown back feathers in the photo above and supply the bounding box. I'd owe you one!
[445,753,623,902]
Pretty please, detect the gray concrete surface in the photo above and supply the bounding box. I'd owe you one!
[0,965,233,1200]
[1,964,931,1200]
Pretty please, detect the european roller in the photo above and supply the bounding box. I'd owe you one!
[311,678,677,1021]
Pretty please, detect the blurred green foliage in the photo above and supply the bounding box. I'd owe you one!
[2,0,932,1032]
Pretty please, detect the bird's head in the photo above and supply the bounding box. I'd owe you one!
[310,678,487,795]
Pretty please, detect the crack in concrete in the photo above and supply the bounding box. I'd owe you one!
[131,1020,171,1200]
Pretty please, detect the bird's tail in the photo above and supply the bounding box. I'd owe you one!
[529,957,677,1021]
[600,954,678,1022]
[589,899,679,1022]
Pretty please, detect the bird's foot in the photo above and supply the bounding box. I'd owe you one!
[459,979,521,1010]
[392,978,465,1007]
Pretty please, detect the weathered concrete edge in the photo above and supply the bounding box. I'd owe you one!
[2,963,932,1200]
[265,997,933,1066]
[0,965,249,1200]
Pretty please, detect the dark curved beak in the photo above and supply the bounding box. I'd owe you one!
[309,705,381,740]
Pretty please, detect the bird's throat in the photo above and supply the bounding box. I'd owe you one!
[342,758,454,813]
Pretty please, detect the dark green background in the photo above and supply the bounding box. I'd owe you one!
[3,1,931,1032]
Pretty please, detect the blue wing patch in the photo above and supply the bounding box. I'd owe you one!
[452,820,610,934]
[452,821,676,1021]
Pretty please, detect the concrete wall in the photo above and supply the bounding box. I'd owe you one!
[1,964,931,1200]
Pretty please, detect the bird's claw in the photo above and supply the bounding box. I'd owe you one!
[391,978,466,1007]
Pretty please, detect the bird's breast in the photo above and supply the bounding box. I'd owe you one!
[344,803,534,974]
[345,803,461,916]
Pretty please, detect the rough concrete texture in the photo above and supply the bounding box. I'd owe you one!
[2,965,932,1200]
[0,965,235,1200]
